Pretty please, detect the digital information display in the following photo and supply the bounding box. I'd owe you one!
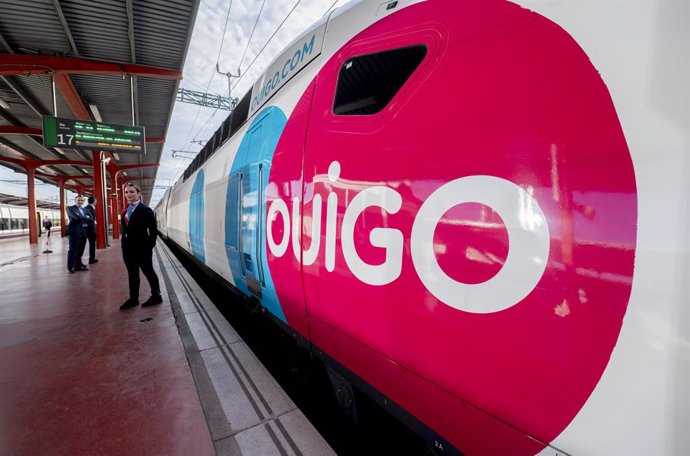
[42,116,146,153]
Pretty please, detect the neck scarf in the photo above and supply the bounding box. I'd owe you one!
[125,200,140,224]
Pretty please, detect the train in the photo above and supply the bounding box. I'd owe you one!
[154,0,689,454]
[0,203,61,239]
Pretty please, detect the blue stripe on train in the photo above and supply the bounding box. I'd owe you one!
[225,106,288,323]
[190,169,205,263]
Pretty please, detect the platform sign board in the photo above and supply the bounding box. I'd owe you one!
[42,116,146,154]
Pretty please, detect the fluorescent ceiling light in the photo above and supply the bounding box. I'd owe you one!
[122,171,127,177]
[0,97,9,110]
[89,103,102,122]
[113,153,120,160]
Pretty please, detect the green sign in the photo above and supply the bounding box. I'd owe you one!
[42,116,146,153]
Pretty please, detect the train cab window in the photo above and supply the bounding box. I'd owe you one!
[333,45,427,115]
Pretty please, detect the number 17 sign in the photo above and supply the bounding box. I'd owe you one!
[42,116,146,154]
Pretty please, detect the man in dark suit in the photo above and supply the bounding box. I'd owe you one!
[119,182,163,310]
[66,195,90,273]
[80,196,98,264]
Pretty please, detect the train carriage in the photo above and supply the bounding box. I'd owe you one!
[0,203,62,240]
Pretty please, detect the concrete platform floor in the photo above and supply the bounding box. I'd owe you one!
[0,236,214,456]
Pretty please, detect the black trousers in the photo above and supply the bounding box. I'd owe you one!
[67,229,86,270]
[122,247,160,302]
[85,230,96,261]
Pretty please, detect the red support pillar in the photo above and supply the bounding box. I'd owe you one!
[27,166,38,244]
[92,151,107,249]
[120,176,127,211]
[111,172,120,239]
[59,178,67,237]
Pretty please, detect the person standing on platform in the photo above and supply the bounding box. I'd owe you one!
[66,195,90,273]
[42,216,53,254]
[119,182,163,310]
[43,216,52,237]
[81,196,98,264]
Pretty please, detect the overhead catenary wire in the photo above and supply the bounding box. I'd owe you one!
[230,0,303,94]
[183,71,220,94]
[237,0,268,72]
[183,0,235,142]
[230,0,343,94]
[173,0,236,182]
[322,0,340,17]
[188,0,268,157]
[189,0,268,149]
[178,0,342,183]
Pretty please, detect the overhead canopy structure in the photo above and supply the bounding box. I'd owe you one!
[0,0,201,244]
[0,192,61,211]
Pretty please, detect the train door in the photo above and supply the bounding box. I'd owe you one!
[297,22,449,438]
[256,101,310,338]
[239,162,264,296]
[301,32,432,345]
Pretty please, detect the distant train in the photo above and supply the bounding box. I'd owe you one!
[0,203,61,239]
[155,0,689,454]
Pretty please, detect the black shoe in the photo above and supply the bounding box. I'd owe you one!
[89,259,98,264]
[142,294,163,307]
[77,265,89,271]
[119,299,139,310]
[68,268,75,274]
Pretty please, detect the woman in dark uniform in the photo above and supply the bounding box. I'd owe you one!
[119,182,162,310]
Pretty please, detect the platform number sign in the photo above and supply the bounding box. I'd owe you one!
[42,116,146,154]
[56,133,75,146]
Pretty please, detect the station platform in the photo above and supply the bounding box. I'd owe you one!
[0,236,334,456]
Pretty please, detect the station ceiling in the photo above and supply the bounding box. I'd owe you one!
[0,192,61,210]
[0,0,201,203]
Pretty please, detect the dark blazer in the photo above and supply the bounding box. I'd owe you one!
[121,202,157,251]
[84,204,96,234]
[66,205,89,236]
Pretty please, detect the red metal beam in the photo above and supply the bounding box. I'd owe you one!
[38,159,92,167]
[58,177,66,237]
[0,126,42,136]
[146,137,165,144]
[37,174,85,195]
[53,72,92,120]
[110,172,120,239]
[0,155,28,167]
[0,156,92,169]
[27,167,38,244]
[92,151,107,249]
[0,55,181,80]
[36,173,91,180]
